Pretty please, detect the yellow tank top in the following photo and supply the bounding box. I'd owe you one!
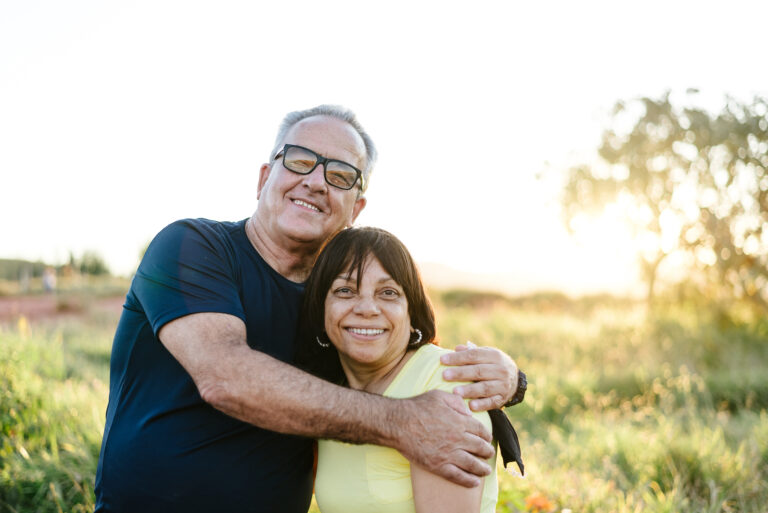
[315,344,498,513]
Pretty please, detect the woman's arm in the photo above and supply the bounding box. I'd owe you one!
[411,462,484,513]
[408,346,499,512]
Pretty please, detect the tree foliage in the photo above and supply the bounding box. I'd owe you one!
[71,250,110,276]
[562,91,768,309]
[0,259,47,280]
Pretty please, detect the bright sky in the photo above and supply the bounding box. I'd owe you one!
[1,0,766,295]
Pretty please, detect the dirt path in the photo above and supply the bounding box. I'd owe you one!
[0,294,125,323]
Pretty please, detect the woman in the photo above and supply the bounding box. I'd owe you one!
[297,227,521,513]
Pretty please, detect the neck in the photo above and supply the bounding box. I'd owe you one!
[340,349,416,395]
[244,214,320,282]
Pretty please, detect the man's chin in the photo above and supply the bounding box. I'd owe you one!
[277,217,349,247]
[279,224,331,246]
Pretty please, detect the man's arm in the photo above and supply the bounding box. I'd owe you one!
[440,341,521,411]
[158,312,494,487]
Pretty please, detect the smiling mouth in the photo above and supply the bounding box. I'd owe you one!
[347,328,385,336]
[292,199,321,212]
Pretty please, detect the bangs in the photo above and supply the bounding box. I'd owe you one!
[336,233,417,299]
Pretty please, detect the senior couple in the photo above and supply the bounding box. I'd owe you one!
[94,105,525,513]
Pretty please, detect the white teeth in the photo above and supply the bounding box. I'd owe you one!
[293,199,319,212]
[348,328,385,336]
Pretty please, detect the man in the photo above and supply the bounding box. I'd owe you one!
[94,105,524,512]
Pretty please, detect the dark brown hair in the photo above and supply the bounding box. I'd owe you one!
[295,227,436,382]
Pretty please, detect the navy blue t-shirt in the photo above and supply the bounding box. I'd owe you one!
[94,218,314,513]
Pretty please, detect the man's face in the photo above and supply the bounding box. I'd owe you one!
[256,116,367,247]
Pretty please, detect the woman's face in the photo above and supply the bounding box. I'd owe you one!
[324,256,412,371]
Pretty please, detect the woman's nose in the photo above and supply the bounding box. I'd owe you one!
[353,294,380,315]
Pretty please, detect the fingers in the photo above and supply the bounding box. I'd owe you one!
[443,363,505,383]
[433,391,492,444]
[435,464,483,489]
[468,395,505,412]
[439,450,493,486]
[453,379,504,399]
[440,346,503,367]
[429,437,494,487]
[454,380,509,410]
[456,448,493,475]
[463,414,493,445]
[441,390,472,416]
[452,340,475,352]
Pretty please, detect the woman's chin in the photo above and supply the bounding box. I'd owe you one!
[346,351,383,365]
[339,348,393,368]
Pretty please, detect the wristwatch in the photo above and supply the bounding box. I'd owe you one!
[503,370,527,407]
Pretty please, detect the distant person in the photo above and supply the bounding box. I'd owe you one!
[42,267,57,293]
[94,105,526,512]
[298,227,523,513]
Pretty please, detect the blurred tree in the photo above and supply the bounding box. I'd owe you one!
[77,250,110,276]
[0,259,46,280]
[562,92,768,309]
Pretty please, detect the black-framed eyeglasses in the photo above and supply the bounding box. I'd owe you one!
[275,144,364,191]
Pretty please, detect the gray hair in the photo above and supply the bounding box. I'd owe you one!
[270,104,377,191]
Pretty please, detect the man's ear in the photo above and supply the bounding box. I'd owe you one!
[257,163,271,200]
[347,195,367,227]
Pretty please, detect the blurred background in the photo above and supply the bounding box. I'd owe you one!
[1,1,766,512]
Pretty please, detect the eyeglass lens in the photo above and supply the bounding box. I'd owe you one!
[283,146,359,190]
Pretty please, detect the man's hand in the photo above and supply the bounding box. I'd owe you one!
[440,341,519,411]
[392,390,494,488]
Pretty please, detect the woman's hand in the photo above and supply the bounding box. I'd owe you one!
[439,341,519,411]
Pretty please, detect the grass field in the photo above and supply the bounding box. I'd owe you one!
[1,290,766,512]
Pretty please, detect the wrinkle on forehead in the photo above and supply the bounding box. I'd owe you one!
[284,116,366,169]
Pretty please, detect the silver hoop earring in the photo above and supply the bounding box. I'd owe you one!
[316,336,330,348]
[410,328,423,345]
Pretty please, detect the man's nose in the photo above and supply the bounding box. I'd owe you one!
[302,163,328,192]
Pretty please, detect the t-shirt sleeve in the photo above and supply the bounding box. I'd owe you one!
[419,351,493,433]
[132,219,246,335]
